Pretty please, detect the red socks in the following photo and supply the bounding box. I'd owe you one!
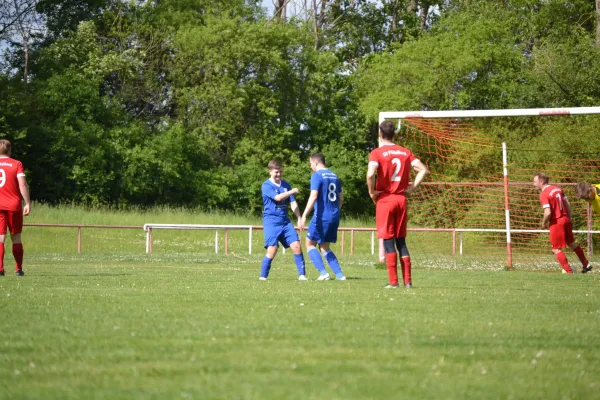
[386,254,412,286]
[401,256,412,285]
[573,246,589,268]
[0,243,4,272]
[386,253,398,286]
[13,243,23,271]
[555,251,573,274]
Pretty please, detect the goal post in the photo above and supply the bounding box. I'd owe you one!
[377,107,600,270]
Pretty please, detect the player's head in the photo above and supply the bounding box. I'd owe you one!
[0,139,12,156]
[268,159,283,182]
[309,153,326,172]
[533,172,549,190]
[575,182,594,201]
[379,120,396,140]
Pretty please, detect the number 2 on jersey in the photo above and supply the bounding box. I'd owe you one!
[391,158,402,182]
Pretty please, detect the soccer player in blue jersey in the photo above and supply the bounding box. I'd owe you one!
[299,153,346,280]
[260,160,308,281]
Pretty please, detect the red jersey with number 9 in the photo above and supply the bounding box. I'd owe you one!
[539,185,568,224]
[369,144,418,197]
[0,156,25,211]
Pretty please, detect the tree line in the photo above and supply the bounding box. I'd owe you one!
[1,0,599,217]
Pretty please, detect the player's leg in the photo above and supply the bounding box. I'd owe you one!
[319,243,344,280]
[9,211,24,276]
[566,222,592,273]
[0,234,5,277]
[320,220,345,280]
[0,211,8,276]
[553,248,573,274]
[395,196,411,287]
[377,198,400,288]
[306,221,328,279]
[289,241,307,280]
[549,223,573,273]
[260,246,278,280]
[260,224,281,280]
[568,242,591,273]
[396,237,412,287]
[283,223,307,280]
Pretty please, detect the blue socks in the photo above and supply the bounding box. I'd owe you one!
[260,256,273,278]
[308,247,327,275]
[260,252,309,278]
[294,253,306,276]
[324,250,344,278]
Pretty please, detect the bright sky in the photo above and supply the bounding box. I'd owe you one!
[261,0,275,14]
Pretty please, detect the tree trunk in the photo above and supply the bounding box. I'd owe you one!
[407,0,418,14]
[419,1,430,32]
[22,32,28,82]
[596,0,600,47]
[274,0,287,21]
[313,0,319,49]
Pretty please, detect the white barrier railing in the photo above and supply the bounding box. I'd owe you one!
[142,224,383,255]
[142,223,600,256]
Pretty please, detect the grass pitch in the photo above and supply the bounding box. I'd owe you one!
[0,204,599,399]
[1,252,599,400]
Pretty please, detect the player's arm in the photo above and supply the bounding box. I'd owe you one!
[273,188,299,202]
[366,163,379,203]
[300,190,319,229]
[290,200,302,224]
[18,176,31,216]
[405,160,429,195]
[541,207,551,228]
[563,196,572,219]
[338,191,344,209]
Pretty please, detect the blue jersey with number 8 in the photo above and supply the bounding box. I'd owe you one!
[311,169,342,222]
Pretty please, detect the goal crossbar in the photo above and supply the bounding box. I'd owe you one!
[379,107,600,122]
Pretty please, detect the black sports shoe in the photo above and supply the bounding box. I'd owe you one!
[383,283,399,289]
[15,270,24,276]
[582,264,593,274]
[0,271,4,276]
[405,283,413,289]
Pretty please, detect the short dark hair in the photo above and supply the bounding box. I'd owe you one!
[534,172,549,185]
[379,120,396,140]
[576,182,593,199]
[310,152,326,166]
[268,160,282,170]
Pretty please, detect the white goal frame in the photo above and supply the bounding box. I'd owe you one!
[378,106,600,268]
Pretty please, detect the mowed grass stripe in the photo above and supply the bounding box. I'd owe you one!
[0,258,598,400]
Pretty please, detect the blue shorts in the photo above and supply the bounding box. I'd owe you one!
[306,219,339,244]
[263,221,300,248]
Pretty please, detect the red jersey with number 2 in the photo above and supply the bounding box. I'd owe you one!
[539,185,568,224]
[0,156,25,211]
[369,144,418,197]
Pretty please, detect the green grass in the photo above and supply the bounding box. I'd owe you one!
[0,252,599,400]
[0,204,599,399]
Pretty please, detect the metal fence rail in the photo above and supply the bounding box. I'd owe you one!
[24,223,600,256]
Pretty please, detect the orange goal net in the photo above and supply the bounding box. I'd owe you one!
[378,107,600,271]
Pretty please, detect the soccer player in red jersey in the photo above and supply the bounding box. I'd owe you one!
[533,172,592,274]
[0,140,31,276]
[367,121,429,288]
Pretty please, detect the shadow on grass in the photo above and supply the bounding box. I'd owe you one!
[32,273,133,277]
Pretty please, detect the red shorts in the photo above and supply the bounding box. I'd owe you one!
[549,219,574,249]
[375,194,408,239]
[0,209,23,235]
